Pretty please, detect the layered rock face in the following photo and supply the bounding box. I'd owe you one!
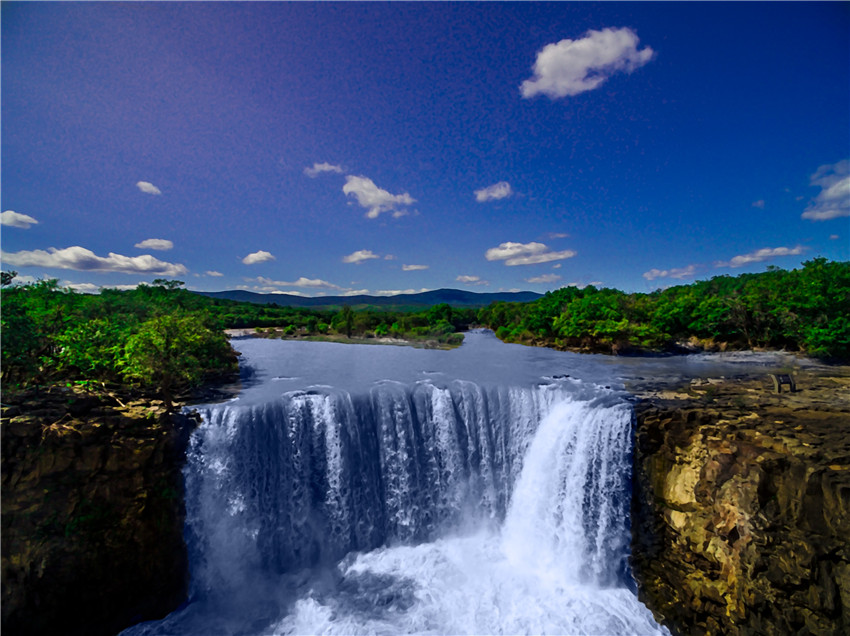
[631,371,850,635]
[1,388,198,636]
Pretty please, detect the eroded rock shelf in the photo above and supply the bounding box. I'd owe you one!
[631,370,850,635]
[1,388,198,636]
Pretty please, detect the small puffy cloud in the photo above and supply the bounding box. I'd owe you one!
[205,270,224,277]
[384,254,396,260]
[552,263,562,269]
[62,281,140,294]
[830,234,840,240]
[372,288,432,297]
[343,289,371,296]
[256,275,342,290]
[526,273,562,284]
[304,162,344,178]
[474,181,513,203]
[752,200,765,209]
[402,264,429,271]
[521,27,654,99]
[1,210,39,229]
[456,275,488,286]
[547,232,569,239]
[242,250,276,265]
[136,181,162,195]
[134,238,173,251]
[802,160,850,221]
[342,249,380,264]
[642,264,698,281]
[715,246,805,269]
[1,246,187,276]
[343,175,415,219]
[485,241,576,266]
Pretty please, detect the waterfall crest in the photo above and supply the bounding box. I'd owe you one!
[123,336,666,635]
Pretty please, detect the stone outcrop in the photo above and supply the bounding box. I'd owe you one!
[1,387,199,636]
[631,369,850,635]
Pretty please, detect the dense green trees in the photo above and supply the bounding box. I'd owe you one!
[0,277,473,402]
[2,259,846,405]
[478,259,849,360]
[0,279,236,407]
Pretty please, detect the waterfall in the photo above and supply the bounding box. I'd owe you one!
[123,338,665,635]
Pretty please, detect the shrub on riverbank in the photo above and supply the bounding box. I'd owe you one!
[477,259,850,360]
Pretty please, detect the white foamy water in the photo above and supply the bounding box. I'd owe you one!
[124,333,681,635]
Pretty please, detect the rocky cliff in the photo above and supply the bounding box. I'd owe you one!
[1,387,199,636]
[631,369,850,635]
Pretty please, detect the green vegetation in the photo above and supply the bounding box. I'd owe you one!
[0,279,236,408]
[0,279,474,405]
[477,258,850,361]
[2,259,846,406]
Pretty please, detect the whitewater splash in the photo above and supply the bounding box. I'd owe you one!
[125,336,667,635]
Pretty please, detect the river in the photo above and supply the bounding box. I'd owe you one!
[123,331,802,635]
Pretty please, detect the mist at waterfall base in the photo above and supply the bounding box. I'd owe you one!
[124,332,796,636]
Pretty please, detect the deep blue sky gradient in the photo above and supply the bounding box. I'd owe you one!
[2,2,848,295]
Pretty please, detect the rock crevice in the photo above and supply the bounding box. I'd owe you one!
[1,388,198,636]
[631,371,850,635]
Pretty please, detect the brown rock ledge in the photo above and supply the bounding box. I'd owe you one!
[1,387,200,636]
[630,368,850,635]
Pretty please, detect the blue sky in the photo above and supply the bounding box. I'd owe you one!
[2,2,848,297]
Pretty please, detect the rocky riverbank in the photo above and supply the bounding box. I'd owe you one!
[1,387,199,636]
[630,367,850,635]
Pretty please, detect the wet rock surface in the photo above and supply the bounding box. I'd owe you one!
[630,368,850,635]
[1,386,200,636]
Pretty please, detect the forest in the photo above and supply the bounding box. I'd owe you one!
[1,258,847,408]
[477,258,849,360]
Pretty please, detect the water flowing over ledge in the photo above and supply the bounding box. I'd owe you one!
[133,332,794,635]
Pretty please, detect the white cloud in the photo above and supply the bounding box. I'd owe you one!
[1,246,187,276]
[521,27,655,99]
[802,159,850,221]
[548,232,569,239]
[242,250,276,265]
[7,274,37,285]
[134,238,173,251]
[343,175,415,219]
[343,289,371,297]
[136,181,162,195]
[475,181,513,203]
[715,246,805,268]
[402,264,429,271]
[552,263,562,269]
[485,241,576,266]
[567,281,603,289]
[456,275,488,286]
[830,234,840,240]
[372,288,432,297]
[526,273,562,284]
[1,210,39,229]
[342,249,380,264]
[205,270,224,277]
[256,275,342,290]
[62,281,141,294]
[304,162,344,178]
[752,200,765,209]
[384,254,396,260]
[642,264,698,281]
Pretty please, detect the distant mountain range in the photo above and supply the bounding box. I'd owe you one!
[195,288,542,308]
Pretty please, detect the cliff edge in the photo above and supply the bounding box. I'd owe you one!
[631,368,850,635]
[1,387,198,636]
